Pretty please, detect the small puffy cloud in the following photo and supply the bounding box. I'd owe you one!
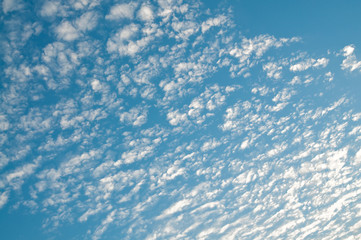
[167,110,188,126]
[56,21,79,41]
[201,15,227,33]
[188,99,204,118]
[2,0,23,14]
[343,45,355,56]
[120,145,154,164]
[353,148,361,165]
[75,11,98,32]
[325,71,334,82]
[327,148,347,171]
[272,88,295,102]
[106,24,150,57]
[267,102,288,112]
[55,12,98,41]
[79,207,102,222]
[201,138,221,152]
[313,57,329,68]
[171,20,198,39]
[240,139,250,150]
[137,5,154,22]
[91,79,102,91]
[40,1,63,17]
[156,199,192,220]
[225,105,240,120]
[106,3,136,20]
[230,35,300,62]
[120,106,148,126]
[0,191,9,209]
[341,45,361,72]
[6,163,38,189]
[263,62,282,79]
[290,58,329,72]
[252,86,269,96]
[0,152,9,170]
[0,115,10,131]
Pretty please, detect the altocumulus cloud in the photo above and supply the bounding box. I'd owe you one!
[1,0,361,239]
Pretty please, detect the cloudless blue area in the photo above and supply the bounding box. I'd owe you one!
[228,0,361,50]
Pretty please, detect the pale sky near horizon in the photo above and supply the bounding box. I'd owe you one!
[2,0,361,239]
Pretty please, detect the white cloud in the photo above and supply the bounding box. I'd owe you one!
[230,35,299,61]
[55,12,98,41]
[6,162,38,189]
[5,0,361,238]
[106,3,136,20]
[161,166,185,181]
[137,5,154,22]
[157,199,192,220]
[0,115,10,131]
[119,106,148,126]
[60,150,99,175]
[272,88,295,102]
[201,138,221,152]
[240,139,249,150]
[344,45,355,56]
[0,152,9,169]
[56,21,79,41]
[171,20,198,40]
[290,58,329,72]
[354,148,361,165]
[91,79,102,91]
[119,145,154,164]
[201,15,227,33]
[106,24,152,57]
[167,110,188,126]
[75,11,98,32]
[92,210,117,240]
[263,62,282,79]
[79,206,103,222]
[40,1,64,17]
[0,191,9,209]
[2,0,23,14]
[341,45,361,72]
[327,148,347,171]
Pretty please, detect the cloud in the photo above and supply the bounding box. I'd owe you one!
[0,191,9,209]
[75,11,98,32]
[0,115,10,131]
[91,79,102,91]
[167,110,188,126]
[55,21,80,41]
[341,45,361,72]
[107,24,147,56]
[290,57,329,72]
[263,62,283,79]
[201,138,221,152]
[230,35,299,61]
[2,0,23,14]
[119,106,148,126]
[137,5,154,22]
[4,0,361,239]
[201,15,227,33]
[55,12,98,41]
[156,199,192,220]
[106,3,136,20]
[40,1,64,17]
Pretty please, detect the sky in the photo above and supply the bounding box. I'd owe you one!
[2,0,361,239]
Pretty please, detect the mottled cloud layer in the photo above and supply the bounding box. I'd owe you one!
[1,0,361,239]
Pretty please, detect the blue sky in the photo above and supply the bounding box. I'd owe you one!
[2,0,361,239]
